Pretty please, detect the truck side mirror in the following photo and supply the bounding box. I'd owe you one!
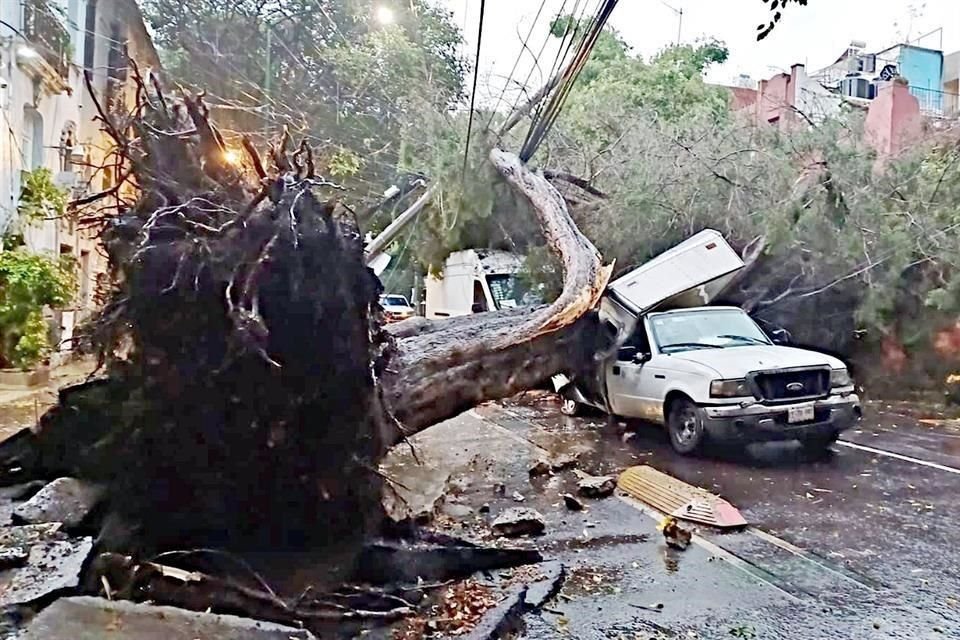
[617,346,638,362]
[636,351,651,364]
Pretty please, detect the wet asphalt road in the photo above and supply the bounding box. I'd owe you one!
[391,396,960,639]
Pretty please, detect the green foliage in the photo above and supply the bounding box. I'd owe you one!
[18,168,68,224]
[143,0,465,205]
[0,249,76,369]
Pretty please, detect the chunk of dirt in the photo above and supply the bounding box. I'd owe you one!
[528,460,551,476]
[561,493,585,511]
[492,508,546,537]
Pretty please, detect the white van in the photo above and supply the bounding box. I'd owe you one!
[424,249,540,319]
[555,230,861,455]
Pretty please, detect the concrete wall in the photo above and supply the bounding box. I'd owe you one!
[864,79,923,158]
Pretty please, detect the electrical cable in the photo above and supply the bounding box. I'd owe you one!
[461,0,487,183]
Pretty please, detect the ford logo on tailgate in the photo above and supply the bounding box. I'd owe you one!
[786,382,805,392]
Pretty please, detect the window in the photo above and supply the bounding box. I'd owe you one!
[83,0,97,72]
[22,107,44,169]
[650,309,771,353]
[59,122,76,171]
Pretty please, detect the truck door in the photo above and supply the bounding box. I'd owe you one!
[605,324,654,418]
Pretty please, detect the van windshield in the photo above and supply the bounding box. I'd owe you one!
[486,274,541,310]
[650,309,771,352]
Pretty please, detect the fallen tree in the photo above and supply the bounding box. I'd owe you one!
[0,76,610,556]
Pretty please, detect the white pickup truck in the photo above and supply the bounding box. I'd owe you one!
[555,230,861,455]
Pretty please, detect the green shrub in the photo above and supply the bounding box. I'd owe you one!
[0,249,76,369]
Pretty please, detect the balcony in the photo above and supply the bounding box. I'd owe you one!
[910,86,960,118]
[21,0,71,81]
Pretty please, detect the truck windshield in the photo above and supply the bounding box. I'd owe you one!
[650,309,771,352]
[486,274,541,310]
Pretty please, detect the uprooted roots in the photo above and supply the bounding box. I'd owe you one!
[44,72,394,550]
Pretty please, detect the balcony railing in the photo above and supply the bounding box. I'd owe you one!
[910,86,960,118]
[22,0,71,79]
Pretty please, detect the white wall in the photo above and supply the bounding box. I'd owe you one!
[0,0,88,254]
[794,65,842,122]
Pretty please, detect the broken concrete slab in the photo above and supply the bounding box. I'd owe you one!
[0,546,28,569]
[0,481,47,526]
[21,596,316,639]
[491,508,546,537]
[12,477,104,529]
[0,536,93,606]
[577,473,616,499]
[524,561,566,610]
[0,522,65,546]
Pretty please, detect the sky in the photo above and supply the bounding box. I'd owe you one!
[440,0,960,105]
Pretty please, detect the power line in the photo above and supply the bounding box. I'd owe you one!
[520,0,620,162]
[461,0,486,182]
[483,0,549,132]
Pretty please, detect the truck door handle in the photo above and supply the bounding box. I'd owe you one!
[654,374,666,379]
[612,366,621,376]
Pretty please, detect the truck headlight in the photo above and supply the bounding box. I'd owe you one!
[710,378,751,398]
[830,368,852,388]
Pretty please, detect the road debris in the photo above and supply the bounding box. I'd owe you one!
[529,459,551,476]
[21,596,316,639]
[561,493,585,511]
[12,477,104,530]
[659,516,692,550]
[511,492,525,503]
[491,508,546,537]
[576,472,616,498]
[550,452,580,471]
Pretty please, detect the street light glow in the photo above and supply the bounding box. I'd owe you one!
[375,6,395,25]
[223,149,242,165]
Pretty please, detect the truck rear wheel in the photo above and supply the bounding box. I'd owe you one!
[667,397,706,455]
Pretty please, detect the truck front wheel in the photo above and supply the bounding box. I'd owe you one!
[667,397,706,455]
[560,396,581,416]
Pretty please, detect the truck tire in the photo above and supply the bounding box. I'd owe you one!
[667,397,706,455]
[560,396,581,416]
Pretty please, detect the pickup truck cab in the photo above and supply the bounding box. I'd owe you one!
[556,230,861,455]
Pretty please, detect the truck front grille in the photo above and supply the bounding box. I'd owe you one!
[753,367,830,401]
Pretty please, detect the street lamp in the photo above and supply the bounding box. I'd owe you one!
[375,6,395,25]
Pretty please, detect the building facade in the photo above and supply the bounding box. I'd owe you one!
[0,0,158,356]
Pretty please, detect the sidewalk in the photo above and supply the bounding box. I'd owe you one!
[0,358,97,441]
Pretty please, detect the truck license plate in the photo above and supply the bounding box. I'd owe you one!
[787,404,815,424]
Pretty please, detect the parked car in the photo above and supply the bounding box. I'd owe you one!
[379,294,415,323]
[554,230,861,455]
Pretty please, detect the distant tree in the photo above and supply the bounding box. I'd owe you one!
[143,0,466,207]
